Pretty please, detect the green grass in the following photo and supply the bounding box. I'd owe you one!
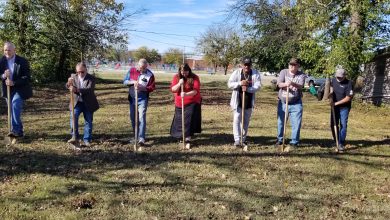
[0,72,389,219]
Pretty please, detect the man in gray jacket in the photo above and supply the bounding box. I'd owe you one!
[228,57,261,151]
[66,62,99,147]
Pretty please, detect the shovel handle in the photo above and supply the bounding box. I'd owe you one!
[331,105,339,149]
[282,87,289,151]
[7,83,11,133]
[134,85,138,150]
[241,90,245,146]
[181,84,185,149]
[70,88,76,138]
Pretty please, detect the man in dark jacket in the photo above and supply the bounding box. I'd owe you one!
[66,62,99,147]
[1,42,33,137]
[330,68,353,152]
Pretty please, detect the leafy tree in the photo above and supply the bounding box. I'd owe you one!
[105,43,130,62]
[0,0,140,82]
[133,46,161,64]
[196,25,241,75]
[229,0,390,80]
[163,48,183,65]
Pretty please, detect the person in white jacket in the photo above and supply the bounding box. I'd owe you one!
[228,57,261,151]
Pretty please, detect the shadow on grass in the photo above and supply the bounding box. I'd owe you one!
[1,134,389,180]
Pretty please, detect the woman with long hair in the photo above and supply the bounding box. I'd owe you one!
[170,63,202,149]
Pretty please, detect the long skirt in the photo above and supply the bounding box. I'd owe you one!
[170,103,202,139]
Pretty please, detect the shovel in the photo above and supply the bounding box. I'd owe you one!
[240,86,246,148]
[181,84,186,149]
[331,99,340,152]
[4,79,16,145]
[282,87,289,152]
[134,85,139,152]
[69,85,80,150]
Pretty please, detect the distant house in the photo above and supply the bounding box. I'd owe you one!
[361,48,390,105]
[184,57,209,71]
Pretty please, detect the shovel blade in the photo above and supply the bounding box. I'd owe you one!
[4,136,16,145]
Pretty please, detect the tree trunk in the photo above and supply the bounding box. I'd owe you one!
[17,2,28,55]
[348,0,365,81]
[224,65,228,75]
[57,48,68,81]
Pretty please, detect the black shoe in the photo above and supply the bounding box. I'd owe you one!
[138,140,145,146]
[275,141,282,147]
[8,132,23,138]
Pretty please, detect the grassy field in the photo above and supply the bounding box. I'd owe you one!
[0,71,389,219]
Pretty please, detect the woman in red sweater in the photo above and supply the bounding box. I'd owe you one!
[170,63,202,149]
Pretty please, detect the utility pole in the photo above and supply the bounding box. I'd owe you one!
[183,46,185,64]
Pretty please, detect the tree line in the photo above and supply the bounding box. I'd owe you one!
[0,0,388,82]
[0,0,139,82]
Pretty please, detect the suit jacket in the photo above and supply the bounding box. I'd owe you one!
[67,73,99,113]
[0,55,33,99]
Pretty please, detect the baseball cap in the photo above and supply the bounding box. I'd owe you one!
[289,58,300,65]
[242,57,252,65]
[335,68,346,77]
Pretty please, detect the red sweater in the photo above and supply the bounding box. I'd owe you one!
[170,74,201,107]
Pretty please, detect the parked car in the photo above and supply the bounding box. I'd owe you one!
[305,74,326,87]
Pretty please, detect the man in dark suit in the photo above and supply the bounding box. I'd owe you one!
[1,42,33,137]
[66,62,99,147]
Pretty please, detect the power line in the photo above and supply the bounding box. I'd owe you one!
[127,29,198,38]
[130,33,197,49]
[128,30,196,42]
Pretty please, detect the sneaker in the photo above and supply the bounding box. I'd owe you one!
[67,137,79,145]
[185,142,191,150]
[233,141,240,148]
[138,140,145,146]
[275,141,283,148]
[129,138,135,144]
[337,144,345,152]
[82,141,91,147]
[8,132,23,138]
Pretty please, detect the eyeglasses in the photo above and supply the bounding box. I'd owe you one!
[244,63,251,66]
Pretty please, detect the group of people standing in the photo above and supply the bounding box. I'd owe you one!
[1,41,353,153]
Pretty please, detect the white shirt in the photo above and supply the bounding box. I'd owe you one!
[78,75,85,102]
[2,55,15,80]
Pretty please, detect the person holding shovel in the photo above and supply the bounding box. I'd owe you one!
[123,58,155,146]
[276,58,305,151]
[170,63,202,150]
[1,42,33,139]
[329,68,353,152]
[228,57,261,151]
[66,62,99,147]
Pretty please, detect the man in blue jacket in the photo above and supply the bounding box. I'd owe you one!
[0,42,33,138]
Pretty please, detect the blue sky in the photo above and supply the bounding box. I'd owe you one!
[119,0,236,55]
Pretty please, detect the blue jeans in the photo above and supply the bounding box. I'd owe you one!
[7,92,24,135]
[277,99,303,145]
[70,102,94,142]
[330,106,350,146]
[129,94,149,141]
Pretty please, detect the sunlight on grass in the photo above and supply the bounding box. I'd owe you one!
[0,71,389,219]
